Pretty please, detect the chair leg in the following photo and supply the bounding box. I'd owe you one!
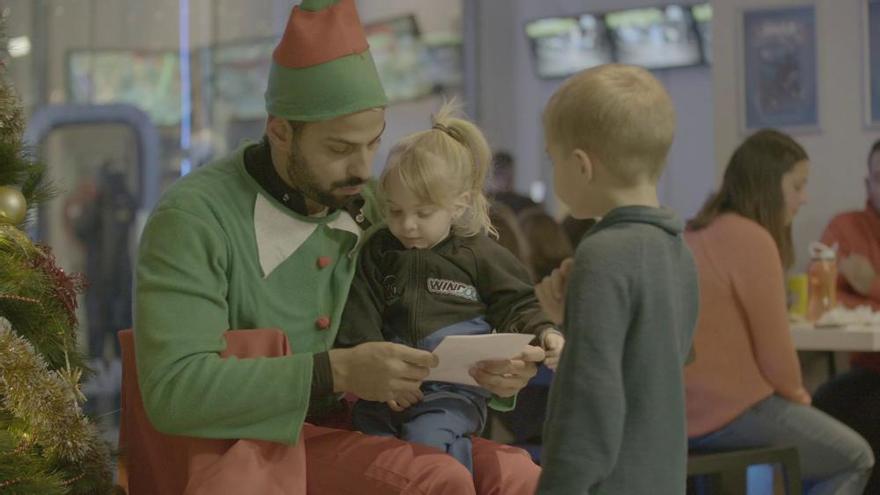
[718,467,747,495]
[688,447,804,495]
[781,449,803,495]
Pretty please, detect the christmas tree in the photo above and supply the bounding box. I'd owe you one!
[0,16,117,495]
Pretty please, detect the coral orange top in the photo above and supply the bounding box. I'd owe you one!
[684,214,805,437]
[821,203,880,374]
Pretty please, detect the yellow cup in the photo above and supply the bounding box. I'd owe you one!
[787,274,808,318]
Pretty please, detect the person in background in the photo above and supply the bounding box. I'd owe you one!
[489,201,532,270]
[518,209,573,282]
[491,208,573,456]
[489,151,539,214]
[813,138,880,493]
[536,64,699,494]
[684,129,873,494]
[533,213,594,326]
[561,214,597,248]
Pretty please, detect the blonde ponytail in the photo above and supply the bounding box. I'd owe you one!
[380,99,497,238]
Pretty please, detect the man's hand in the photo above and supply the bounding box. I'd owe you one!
[541,330,566,371]
[535,258,575,325]
[329,342,437,403]
[839,254,876,296]
[469,345,545,397]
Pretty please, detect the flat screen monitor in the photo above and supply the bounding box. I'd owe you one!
[605,5,702,69]
[67,50,182,126]
[525,15,613,79]
[365,15,432,102]
[211,38,275,120]
[692,3,712,64]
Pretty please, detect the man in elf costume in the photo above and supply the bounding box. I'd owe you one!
[134,0,543,492]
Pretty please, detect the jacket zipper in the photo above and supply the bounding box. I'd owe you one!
[409,250,423,345]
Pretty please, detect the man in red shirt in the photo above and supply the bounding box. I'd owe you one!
[815,138,880,493]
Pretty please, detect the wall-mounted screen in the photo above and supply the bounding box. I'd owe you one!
[67,50,182,126]
[605,5,701,69]
[525,15,613,78]
[365,15,432,102]
[211,38,275,120]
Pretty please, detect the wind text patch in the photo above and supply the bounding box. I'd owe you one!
[427,278,479,302]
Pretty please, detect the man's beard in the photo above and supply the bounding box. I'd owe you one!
[285,143,365,210]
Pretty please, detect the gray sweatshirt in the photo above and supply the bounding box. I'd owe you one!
[537,206,699,495]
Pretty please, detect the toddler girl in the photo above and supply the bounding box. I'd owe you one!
[336,102,564,472]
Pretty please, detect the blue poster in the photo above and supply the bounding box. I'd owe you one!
[870,0,880,124]
[743,6,818,129]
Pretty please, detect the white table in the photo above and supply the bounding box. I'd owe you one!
[791,323,880,352]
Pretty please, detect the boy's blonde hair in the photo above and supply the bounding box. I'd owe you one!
[543,64,676,184]
[381,101,496,238]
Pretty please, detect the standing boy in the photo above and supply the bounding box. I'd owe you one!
[536,64,699,494]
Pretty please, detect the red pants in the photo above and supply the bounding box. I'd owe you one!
[303,424,540,494]
[120,328,537,494]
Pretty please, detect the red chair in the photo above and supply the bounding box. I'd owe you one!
[117,328,308,495]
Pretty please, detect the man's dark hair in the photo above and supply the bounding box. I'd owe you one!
[262,120,306,148]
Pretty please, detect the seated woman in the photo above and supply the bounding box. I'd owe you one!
[684,129,874,493]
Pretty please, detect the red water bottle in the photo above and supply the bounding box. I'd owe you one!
[807,242,838,322]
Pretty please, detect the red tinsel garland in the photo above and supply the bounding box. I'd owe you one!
[31,245,86,327]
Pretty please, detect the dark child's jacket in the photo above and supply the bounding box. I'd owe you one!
[337,228,554,350]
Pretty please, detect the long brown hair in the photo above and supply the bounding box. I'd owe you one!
[689,129,808,269]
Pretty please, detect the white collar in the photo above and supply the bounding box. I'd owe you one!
[254,194,362,278]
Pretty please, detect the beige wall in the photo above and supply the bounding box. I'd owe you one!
[5,0,460,111]
[712,0,879,270]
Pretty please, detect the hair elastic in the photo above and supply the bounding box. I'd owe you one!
[432,122,465,144]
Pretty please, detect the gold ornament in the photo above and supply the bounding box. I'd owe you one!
[0,185,26,224]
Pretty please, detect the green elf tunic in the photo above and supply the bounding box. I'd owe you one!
[134,142,381,444]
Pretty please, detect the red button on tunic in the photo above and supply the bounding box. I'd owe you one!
[317,256,332,269]
[315,316,331,330]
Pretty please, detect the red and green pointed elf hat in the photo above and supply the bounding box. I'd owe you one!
[265,0,388,121]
